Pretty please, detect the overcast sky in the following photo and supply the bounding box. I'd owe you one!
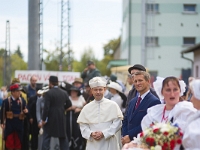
[0,0,122,62]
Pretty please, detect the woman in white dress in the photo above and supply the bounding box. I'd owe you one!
[141,76,196,131]
[182,79,200,149]
[66,87,86,150]
[107,81,127,113]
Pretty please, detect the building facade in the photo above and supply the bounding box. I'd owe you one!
[121,0,200,78]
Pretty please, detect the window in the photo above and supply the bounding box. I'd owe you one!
[183,37,196,46]
[183,4,197,14]
[146,37,159,47]
[146,4,159,13]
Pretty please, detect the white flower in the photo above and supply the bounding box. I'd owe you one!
[154,145,162,150]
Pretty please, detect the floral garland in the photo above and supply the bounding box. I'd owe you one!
[139,123,183,150]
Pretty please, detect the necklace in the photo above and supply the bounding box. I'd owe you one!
[161,105,170,123]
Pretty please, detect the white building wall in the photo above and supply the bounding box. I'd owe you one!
[121,0,200,77]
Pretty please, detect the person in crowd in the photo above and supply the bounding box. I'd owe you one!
[107,81,127,113]
[28,89,42,150]
[125,64,158,111]
[122,71,160,145]
[8,78,29,150]
[77,77,123,150]
[41,76,72,150]
[1,84,28,150]
[109,74,126,93]
[36,87,49,150]
[27,75,38,100]
[72,77,89,100]
[182,79,200,149]
[67,87,86,150]
[185,76,195,101]
[81,60,101,85]
[84,82,94,103]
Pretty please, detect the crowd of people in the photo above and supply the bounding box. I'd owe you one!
[0,61,199,150]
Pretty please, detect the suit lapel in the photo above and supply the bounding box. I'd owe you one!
[131,92,151,121]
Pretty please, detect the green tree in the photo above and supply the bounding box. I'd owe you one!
[73,47,96,72]
[103,37,120,57]
[14,45,23,59]
[44,46,74,71]
[11,53,27,76]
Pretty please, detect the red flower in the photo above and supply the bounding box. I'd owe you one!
[163,132,169,136]
[140,132,144,137]
[177,139,182,144]
[153,128,159,133]
[179,132,183,137]
[146,137,151,142]
[162,143,168,150]
[170,140,176,149]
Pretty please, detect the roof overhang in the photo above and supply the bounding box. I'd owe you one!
[181,43,200,54]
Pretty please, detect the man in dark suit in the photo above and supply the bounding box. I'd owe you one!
[28,90,42,150]
[125,64,158,112]
[122,71,160,145]
[42,76,72,150]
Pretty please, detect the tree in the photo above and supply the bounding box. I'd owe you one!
[73,47,96,72]
[44,46,74,71]
[103,37,120,57]
[14,45,23,59]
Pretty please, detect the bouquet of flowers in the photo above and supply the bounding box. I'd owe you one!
[139,123,183,150]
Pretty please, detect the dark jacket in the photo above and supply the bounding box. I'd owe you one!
[42,87,72,137]
[125,86,158,111]
[81,68,101,84]
[122,92,160,139]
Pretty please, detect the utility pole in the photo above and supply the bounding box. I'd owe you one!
[39,0,44,70]
[3,20,11,86]
[60,0,72,71]
[28,0,40,70]
[141,0,147,67]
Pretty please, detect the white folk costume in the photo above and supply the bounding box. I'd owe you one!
[77,77,123,150]
[141,101,196,131]
[182,79,200,149]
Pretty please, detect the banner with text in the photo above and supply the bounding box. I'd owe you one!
[15,70,80,84]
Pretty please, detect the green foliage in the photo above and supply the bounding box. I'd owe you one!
[44,47,74,71]
[11,54,27,77]
[0,48,27,86]
[103,37,120,56]
[73,47,96,72]
[14,45,23,59]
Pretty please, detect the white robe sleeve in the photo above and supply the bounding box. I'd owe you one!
[141,113,153,131]
[80,123,93,141]
[182,118,200,149]
[102,118,122,139]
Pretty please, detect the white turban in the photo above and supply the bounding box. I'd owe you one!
[191,79,200,100]
[89,77,107,88]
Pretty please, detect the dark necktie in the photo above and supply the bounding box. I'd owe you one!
[135,97,142,109]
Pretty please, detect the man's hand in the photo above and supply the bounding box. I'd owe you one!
[91,131,104,140]
[29,118,33,124]
[1,124,4,129]
[38,122,42,128]
[74,108,81,113]
[121,135,131,145]
[84,67,88,72]
[23,108,28,113]
[122,142,137,150]
[42,120,46,126]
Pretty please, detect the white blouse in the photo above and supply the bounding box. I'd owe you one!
[141,101,196,131]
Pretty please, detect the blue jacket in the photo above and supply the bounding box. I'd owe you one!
[122,92,161,140]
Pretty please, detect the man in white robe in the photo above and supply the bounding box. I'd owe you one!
[183,79,200,149]
[77,77,123,150]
